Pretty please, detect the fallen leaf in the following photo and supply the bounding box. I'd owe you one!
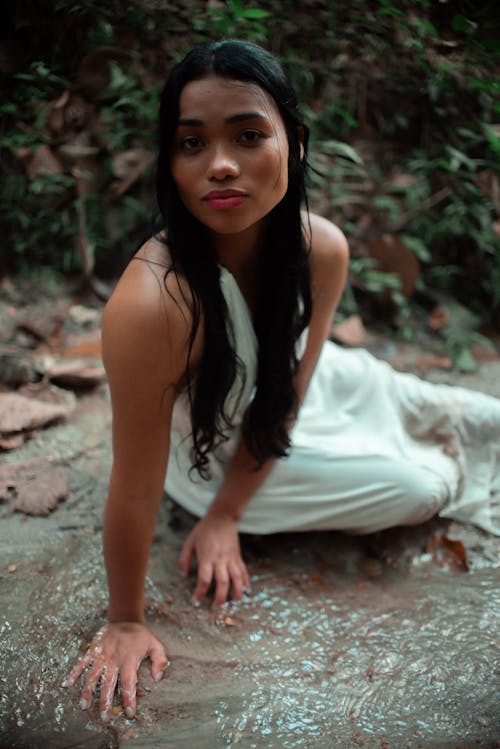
[50,329,102,359]
[17,313,64,343]
[390,173,417,188]
[471,341,499,362]
[23,145,64,181]
[0,459,68,516]
[427,306,449,331]
[76,46,131,99]
[0,348,38,387]
[106,148,154,200]
[0,392,73,435]
[331,315,366,347]
[368,234,420,298]
[46,360,106,389]
[68,305,101,327]
[0,434,24,450]
[17,382,76,408]
[361,559,383,580]
[426,533,469,572]
[414,354,453,372]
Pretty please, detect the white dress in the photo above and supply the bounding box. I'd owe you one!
[165,266,500,536]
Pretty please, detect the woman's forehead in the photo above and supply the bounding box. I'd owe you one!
[177,75,281,122]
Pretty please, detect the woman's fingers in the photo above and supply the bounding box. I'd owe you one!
[227,560,245,601]
[178,534,195,576]
[213,563,230,607]
[192,561,214,602]
[242,562,251,592]
[192,559,251,605]
[80,659,105,709]
[63,652,91,688]
[99,665,119,722]
[120,663,138,718]
[148,638,169,682]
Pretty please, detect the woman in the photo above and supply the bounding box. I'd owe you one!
[63,39,500,721]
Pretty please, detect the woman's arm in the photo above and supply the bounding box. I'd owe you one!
[179,215,349,605]
[65,251,199,719]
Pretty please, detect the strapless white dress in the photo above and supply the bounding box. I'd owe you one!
[165,266,500,536]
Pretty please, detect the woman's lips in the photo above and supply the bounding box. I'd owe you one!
[202,191,247,209]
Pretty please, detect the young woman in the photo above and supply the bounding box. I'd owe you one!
[63,39,500,721]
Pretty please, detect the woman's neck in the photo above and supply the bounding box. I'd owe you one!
[212,221,267,311]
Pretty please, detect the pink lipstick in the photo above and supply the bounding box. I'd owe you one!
[203,190,247,209]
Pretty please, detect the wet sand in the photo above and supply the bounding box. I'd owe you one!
[0,364,499,749]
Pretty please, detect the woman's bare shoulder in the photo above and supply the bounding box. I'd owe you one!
[102,236,196,382]
[106,236,192,327]
[303,212,349,258]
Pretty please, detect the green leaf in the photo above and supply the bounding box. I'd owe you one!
[484,125,500,159]
[400,234,431,262]
[416,19,438,39]
[242,8,270,19]
[453,345,477,373]
[321,140,364,164]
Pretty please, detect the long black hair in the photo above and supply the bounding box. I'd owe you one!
[156,39,312,477]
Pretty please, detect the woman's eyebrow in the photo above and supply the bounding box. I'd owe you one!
[177,112,268,127]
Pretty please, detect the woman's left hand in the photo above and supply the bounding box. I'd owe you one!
[178,511,251,606]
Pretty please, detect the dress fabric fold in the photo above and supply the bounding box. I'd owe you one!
[165,266,500,536]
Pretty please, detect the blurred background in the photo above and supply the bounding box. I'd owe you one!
[0,0,499,368]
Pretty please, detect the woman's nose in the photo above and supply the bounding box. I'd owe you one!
[207,145,240,181]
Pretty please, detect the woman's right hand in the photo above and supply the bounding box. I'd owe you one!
[63,621,168,722]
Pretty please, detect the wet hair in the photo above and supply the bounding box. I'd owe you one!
[156,39,312,477]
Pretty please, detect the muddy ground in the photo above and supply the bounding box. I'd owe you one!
[0,282,499,749]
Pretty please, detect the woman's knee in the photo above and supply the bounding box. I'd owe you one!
[395,464,447,525]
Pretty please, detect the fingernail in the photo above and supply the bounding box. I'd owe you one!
[243,586,252,595]
[155,670,164,682]
[191,598,201,608]
[80,698,88,710]
[100,710,109,722]
[125,706,135,718]
[61,679,68,688]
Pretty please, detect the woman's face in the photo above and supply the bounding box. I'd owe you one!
[170,75,290,244]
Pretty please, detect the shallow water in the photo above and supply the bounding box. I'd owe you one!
[0,392,499,749]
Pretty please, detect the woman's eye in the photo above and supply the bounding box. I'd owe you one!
[180,136,202,151]
[239,130,263,145]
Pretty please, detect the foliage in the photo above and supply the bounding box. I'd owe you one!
[1,0,499,361]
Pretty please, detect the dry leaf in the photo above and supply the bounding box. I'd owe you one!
[368,234,420,298]
[0,348,38,387]
[331,315,366,346]
[427,306,449,331]
[47,360,106,388]
[0,434,24,450]
[76,46,130,99]
[106,148,154,200]
[0,392,73,435]
[51,328,102,359]
[17,313,64,343]
[390,173,417,188]
[471,342,500,363]
[23,145,64,181]
[0,460,68,516]
[414,354,452,372]
[17,382,76,408]
[426,533,469,572]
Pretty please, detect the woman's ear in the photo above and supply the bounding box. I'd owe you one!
[298,126,305,161]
